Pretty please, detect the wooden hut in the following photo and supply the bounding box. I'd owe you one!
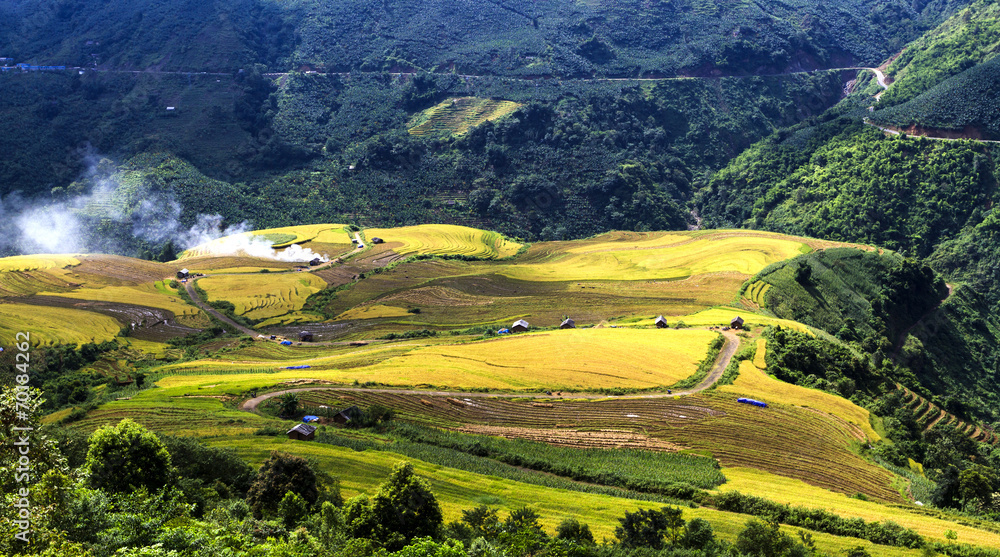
[511,319,530,333]
[654,315,668,328]
[371,237,384,244]
[560,318,575,329]
[176,268,190,279]
[333,406,362,425]
[287,423,316,441]
[731,316,745,330]
[298,331,314,342]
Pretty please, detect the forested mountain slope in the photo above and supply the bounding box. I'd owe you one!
[700,0,1000,283]
[0,0,971,76]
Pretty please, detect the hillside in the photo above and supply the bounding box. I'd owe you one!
[869,55,1000,139]
[0,0,969,76]
[0,0,977,259]
[701,0,1000,298]
[878,0,1000,108]
[5,224,1000,556]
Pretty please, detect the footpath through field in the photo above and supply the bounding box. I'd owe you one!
[239,330,740,411]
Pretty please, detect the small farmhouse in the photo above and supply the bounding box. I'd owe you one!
[298,331,314,342]
[560,318,575,329]
[287,423,316,441]
[176,268,189,279]
[731,316,745,329]
[334,406,362,425]
[371,237,384,244]
[511,319,530,332]
[654,315,668,328]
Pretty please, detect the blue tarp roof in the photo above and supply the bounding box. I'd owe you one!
[285,365,311,370]
[302,416,319,422]
[737,397,768,408]
[280,340,293,345]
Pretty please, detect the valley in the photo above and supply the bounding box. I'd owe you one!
[5,0,1000,555]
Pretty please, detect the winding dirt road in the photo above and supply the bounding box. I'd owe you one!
[239,330,740,412]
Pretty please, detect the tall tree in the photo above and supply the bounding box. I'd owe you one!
[85,418,171,493]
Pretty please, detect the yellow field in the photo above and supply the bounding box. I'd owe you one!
[352,328,720,390]
[720,360,879,441]
[44,284,203,320]
[335,304,413,320]
[407,97,522,137]
[363,224,522,259]
[255,312,327,328]
[122,338,180,359]
[746,280,771,307]
[753,338,767,368]
[501,231,809,282]
[562,231,690,253]
[0,254,80,272]
[717,467,1000,547]
[198,273,327,319]
[311,227,357,245]
[157,328,718,391]
[0,303,121,346]
[247,223,347,247]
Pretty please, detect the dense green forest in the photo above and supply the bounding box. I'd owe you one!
[877,0,1000,108]
[869,56,1000,139]
[0,0,970,76]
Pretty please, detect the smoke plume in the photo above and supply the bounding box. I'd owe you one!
[0,153,328,263]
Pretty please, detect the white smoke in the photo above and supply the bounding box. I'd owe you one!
[14,203,85,254]
[180,214,330,263]
[0,153,329,263]
[1,178,122,254]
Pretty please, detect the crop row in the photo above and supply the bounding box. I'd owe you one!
[408,97,522,137]
[897,385,998,445]
[311,389,898,501]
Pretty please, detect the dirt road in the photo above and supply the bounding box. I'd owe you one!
[239,329,740,412]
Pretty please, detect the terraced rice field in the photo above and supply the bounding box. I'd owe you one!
[720,360,878,441]
[173,255,303,272]
[0,254,80,272]
[349,328,718,390]
[198,273,327,320]
[362,224,522,259]
[897,386,998,445]
[745,280,771,308]
[0,302,121,345]
[45,284,203,321]
[335,304,413,320]
[0,266,81,297]
[245,223,347,247]
[407,97,522,137]
[717,467,1000,547]
[159,328,718,391]
[500,230,810,282]
[753,339,767,369]
[321,390,899,501]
